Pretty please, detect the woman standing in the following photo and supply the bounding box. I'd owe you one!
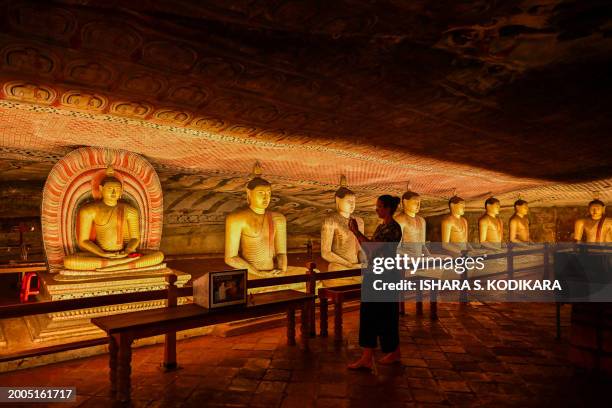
[348,195,403,369]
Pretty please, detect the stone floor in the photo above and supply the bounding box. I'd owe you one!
[1,301,610,407]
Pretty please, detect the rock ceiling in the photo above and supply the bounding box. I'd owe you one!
[0,0,611,212]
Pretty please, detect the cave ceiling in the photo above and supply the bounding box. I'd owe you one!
[0,0,611,210]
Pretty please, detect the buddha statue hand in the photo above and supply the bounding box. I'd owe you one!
[248,267,283,278]
[101,251,129,259]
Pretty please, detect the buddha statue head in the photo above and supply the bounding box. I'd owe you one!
[245,162,271,214]
[402,191,421,216]
[335,175,355,218]
[484,197,500,216]
[448,195,465,217]
[588,199,605,219]
[514,199,529,216]
[98,166,123,206]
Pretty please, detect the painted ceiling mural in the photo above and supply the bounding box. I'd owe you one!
[0,0,611,250]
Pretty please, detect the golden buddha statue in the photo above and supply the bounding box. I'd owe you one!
[509,199,530,245]
[441,196,470,255]
[63,166,165,273]
[395,190,429,257]
[320,176,364,286]
[224,163,287,279]
[574,199,612,243]
[478,197,503,249]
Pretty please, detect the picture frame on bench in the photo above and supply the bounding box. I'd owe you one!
[193,269,247,308]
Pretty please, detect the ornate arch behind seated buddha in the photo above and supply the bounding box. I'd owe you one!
[41,147,163,271]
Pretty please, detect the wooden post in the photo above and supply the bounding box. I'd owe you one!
[430,288,438,320]
[320,293,329,337]
[301,305,310,350]
[543,242,550,280]
[506,243,514,280]
[459,250,469,304]
[556,302,562,340]
[416,282,423,316]
[287,308,296,345]
[163,274,178,371]
[506,244,514,301]
[306,262,317,337]
[117,334,133,402]
[109,335,118,397]
[334,295,343,343]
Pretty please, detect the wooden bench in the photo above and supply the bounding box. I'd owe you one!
[318,281,437,342]
[92,289,313,402]
[318,284,361,342]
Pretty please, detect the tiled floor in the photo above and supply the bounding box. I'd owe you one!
[1,302,610,407]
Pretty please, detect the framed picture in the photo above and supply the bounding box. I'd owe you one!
[193,269,247,309]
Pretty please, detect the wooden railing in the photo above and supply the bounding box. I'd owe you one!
[0,243,590,363]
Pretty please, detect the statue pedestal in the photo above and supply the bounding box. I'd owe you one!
[24,269,191,343]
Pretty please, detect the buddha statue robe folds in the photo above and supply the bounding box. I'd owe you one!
[509,199,531,245]
[320,177,364,286]
[478,196,504,250]
[574,199,612,243]
[395,191,429,259]
[225,206,287,277]
[225,163,310,286]
[440,196,470,255]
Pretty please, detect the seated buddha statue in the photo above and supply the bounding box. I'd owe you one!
[225,163,287,279]
[320,176,365,286]
[574,199,612,243]
[395,190,430,258]
[63,166,165,273]
[478,197,503,249]
[509,199,530,245]
[441,196,471,255]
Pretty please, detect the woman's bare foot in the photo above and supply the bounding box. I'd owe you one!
[348,349,374,370]
[348,357,373,370]
[378,349,401,365]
